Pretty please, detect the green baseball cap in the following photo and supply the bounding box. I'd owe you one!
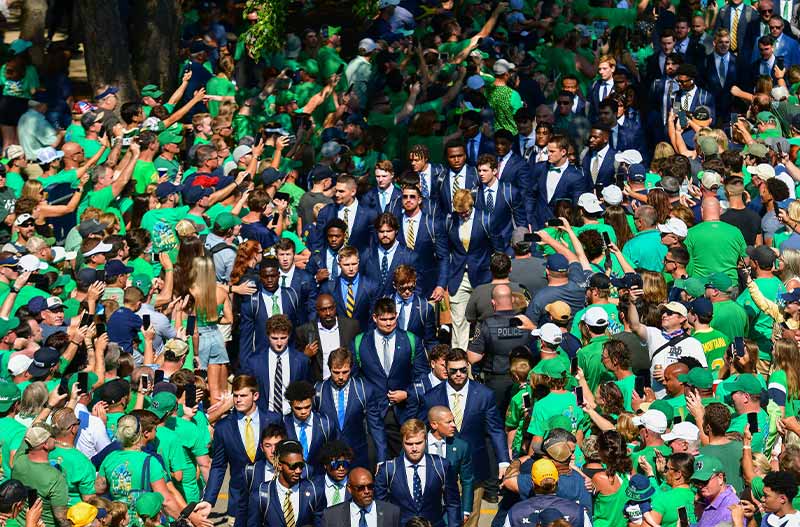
[130,274,152,296]
[141,85,164,99]
[135,492,164,518]
[0,317,20,335]
[705,272,733,292]
[691,455,725,481]
[756,111,778,124]
[150,391,177,419]
[648,399,674,425]
[742,142,769,158]
[674,277,705,298]
[299,59,319,77]
[727,373,762,395]
[214,212,242,230]
[678,367,714,389]
[533,358,568,378]
[275,91,297,107]
[0,381,21,411]
[158,123,184,146]
[50,275,71,290]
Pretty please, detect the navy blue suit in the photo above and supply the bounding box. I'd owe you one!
[701,52,737,124]
[445,210,504,294]
[610,119,647,155]
[530,162,588,226]
[396,293,438,350]
[423,380,510,483]
[237,286,303,367]
[416,163,447,206]
[314,377,388,466]
[304,246,341,287]
[311,200,379,253]
[465,133,495,166]
[589,79,615,120]
[474,181,527,249]
[581,145,617,187]
[242,347,310,414]
[747,57,781,89]
[320,274,381,330]
[310,474,351,507]
[396,212,449,299]
[497,153,533,196]
[363,185,403,216]
[714,3,758,55]
[360,243,419,297]
[282,412,337,475]
[285,267,317,320]
[204,409,282,527]
[646,76,679,144]
[437,166,478,213]
[351,329,429,422]
[374,454,461,527]
[246,478,325,527]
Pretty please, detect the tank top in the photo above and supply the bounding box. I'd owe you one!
[593,473,630,527]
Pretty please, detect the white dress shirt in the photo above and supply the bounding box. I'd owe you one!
[269,349,292,414]
[325,474,348,505]
[446,379,470,412]
[589,144,609,183]
[377,186,394,212]
[374,330,397,374]
[237,407,260,446]
[332,382,350,420]
[404,455,426,498]
[263,461,276,482]
[261,288,283,315]
[546,160,569,202]
[418,165,433,198]
[338,199,359,235]
[597,79,614,102]
[378,241,399,273]
[325,248,340,276]
[428,371,443,388]
[483,179,499,207]
[318,321,341,379]
[497,152,512,179]
[448,165,467,197]
[74,403,111,459]
[279,266,296,289]
[678,86,697,112]
[427,432,447,458]
[350,501,377,527]
[275,480,300,520]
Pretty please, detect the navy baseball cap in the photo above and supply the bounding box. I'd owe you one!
[104,259,134,278]
[261,167,284,186]
[628,163,646,181]
[76,268,99,287]
[182,186,213,205]
[689,297,713,317]
[28,347,59,377]
[782,289,800,304]
[28,296,47,314]
[546,254,569,272]
[155,182,183,199]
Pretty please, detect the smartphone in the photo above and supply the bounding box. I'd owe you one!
[140,374,149,390]
[186,315,196,336]
[734,337,746,358]
[522,392,532,410]
[777,55,786,70]
[523,233,541,243]
[142,314,151,330]
[571,357,579,376]
[58,376,69,396]
[730,112,739,125]
[602,232,612,247]
[748,412,760,433]
[154,369,165,384]
[271,212,280,224]
[274,191,291,202]
[678,110,688,129]
[78,372,89,394]
[678,507,689,527]
[509,317,523,328]
[774,200,780,216]
[575,386,584,406]
[634,375,647,397]
[546,218,563,227]
[27,488,37,508]
[673,414,683,424]
[441,52,450,62]
[184,383,197,408]
[96,323,106,335]
[96,269,105,282]
[80,312,92,327]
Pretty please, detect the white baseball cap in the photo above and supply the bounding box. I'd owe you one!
[577,193,603,214]
[493,59,516,75]
[662,421,700,442]
[582,306,609,327]
[18,254,47,273]
[614,150,643,165]
[531,323,563,345]
[601,185,623,206]
[632,409,668,434]
[51,246,77,263]
[14,213,34,226]
[701,170,723,190]
[750,163,776,181]
[657,217,688,238]
[82,241,113,257]
[358,38,377,54]
[232,145,252,163]
[7,354,32,376]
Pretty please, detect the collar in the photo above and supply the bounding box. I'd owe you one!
[269,347,287,356]
[294,416,312,428]
[377,329,396,340]
[326,474,346,489]
[420,164,431,176]
[446,380,468,396]
[341,273,359,286]
[471,132,482,144]
[379,185,393,195]
[662,328,685,339]
[276,480,298,494]
[499,151,512,163]
[706,485,737,510]
[341,199,358,212]
[450,165,467,178]
[485,179,499,192]
[427,431,444,444]
[380,240,399,255]
[280,265,295,276]
[404,454,426,468]
[618,115,626,126]
[549,161,569,172]
[460,209,475,223]
[352,502,374,514]
[318,320,339,332]
[239,407,258,420]
[404,209,422,220]
[594,144,610,158]
[395,293,412,305]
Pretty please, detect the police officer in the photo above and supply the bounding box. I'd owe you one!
[467,283,532,414]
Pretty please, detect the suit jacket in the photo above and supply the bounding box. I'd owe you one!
[204,409,282,525]
[529,162,588,228]
[374,454,461,527]
[669,86,717,124]
[747,56,781,89]
[473,180,526,249]
[246,478,324,527]
[359,243,419,297]
[423,380,510,482]
[242,347,310,414]
[436,165,478,213]
[589,79,615,120]
[435,436,474,514]
[311,474,351,507]
[321,500,401,527]
[363,185,403,216]
[644,52,667,86]
[283,412,338,475]
[445,209,504,294]
[646,76,678,141]
[311,200,379,253]
[320,274,381,330]
[295,317,362,382]
[610,119,647,159]
[416,163,447,206]
[314,377,388,466]
[464,132,495,166]
[700,52,737,121]
[395,211,448,299]
[305,245,339,286]
[581,144,618,187]
[714,3,758,55]
[286,267,317,319]
[395,293,437,350]
[351,328,428,421]
[497,152,533,195]
[237,286,302,367]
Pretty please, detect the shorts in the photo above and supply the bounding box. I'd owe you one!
[197,324,229,368]
[0,95,29,126]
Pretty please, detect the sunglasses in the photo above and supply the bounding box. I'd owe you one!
[351,483,375,491]
[448,367,468,375]
[329,459,351,470]
[281,461,306,471]
[402,194,419,200]
[760,8,773,13]
[396,284,415,292]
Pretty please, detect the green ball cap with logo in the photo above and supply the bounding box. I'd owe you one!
[727,373,763,395]
[691,455,725,481]
[678,367,714,389]
[532,358,567,378]
[0,380,21,412]
[150,391,177,419]
[135,492,164,518]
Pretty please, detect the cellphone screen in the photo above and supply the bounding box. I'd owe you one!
[678,507,689,527]
[186,316,196,336]
[78,372,89,394]
[522,392,531,409]
[184,383,197,408]
[575,386,584,406]
[747,412,759,433]
[27,488,37,508]
[154,370,165,384]
[142,314,151,330]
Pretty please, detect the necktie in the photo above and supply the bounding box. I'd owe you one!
[380,252,389,286]
[398,299,408,330]
[452,392,463,430]
[591,155,600,183]
[731,8,740,51]
[419,174,429,199]
[451,173,461,197]
[379,191,386,211]
[244,416,256,461]
[600,83,607,102]
[405,219,416,250]
[612,127,618,149]
[332,485,342,505]
[337,387,346,429]
[273,354,284,413]
[330,251,339,279]
[282,489,295,527]
[719,55,727,82]
[461,220,470,251]
[762,60,770,76]
[486,189,494,214]
[281,275,287,288]
[298,421,309,459]
[271,294,280,316]
[412,464,423,508]
[359,509,368,527]
[345,282,355,317]
[342,207,351,244]
[382,336,391,374]
[681,92,689,112]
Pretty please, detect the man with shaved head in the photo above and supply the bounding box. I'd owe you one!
[622,204,668,272]
[427,405,474,520]
[321,467,401,526]
[41,140,108,189]
[685,197,748,285]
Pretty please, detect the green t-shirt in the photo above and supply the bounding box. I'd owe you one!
[631,444,671,477]
[571,303,622,337]
[48,446,96,505]
[710,300,750,345]
[506,385,532,457]
[98,449,166,505]
[769,369,800,417]
[132,160,157,195]
[685,221,747,283]
[664,393,689,423]
[577,335,614,393]
[652,486,698,527]
[692,328,730,374]
[622,229,667,272]
[153,156,180,181]
[206,76,236,117]
[728,410,769,453]
[141,205,191,232]
[0,416,26,482]
[65,123,85,142]
[737,276,785,359]
[130,256,155,283]
[11,454,68,527]
[527,390,586,437]
[37,168,79,189]
[155,426,188,482]
[614,374,636,412]
[76,137,109,165]
[167,415,209,501]
[698,441,745,493]
[6,171,24,198]
[105,411,125,440]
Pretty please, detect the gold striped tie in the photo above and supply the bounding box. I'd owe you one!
[406,219,416,250]
[343,208,351,245]
[346,283,355,318]
[731,9,739,51]
[282,490,295,527]
[452,174,461,197]
[451,392,463,430]
[244,416,256,462]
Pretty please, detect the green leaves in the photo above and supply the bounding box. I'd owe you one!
[241,0,289,57]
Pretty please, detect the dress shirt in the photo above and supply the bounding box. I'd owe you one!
[325,474,348,505]
[697,485,739,527]
[261,288,283,315]
[448,165,468,194]
[237,408,261,447]
[468,132,483,161]
[730,4,743,33]
[340,274,360,307]
[519,133,535,157]
[293,416,314,449]
[589,144,610,182]
[678,86,697,111]
[497,152,512,179]
[404,455,427,498]
[446,380,470,412]
[395,294,412,331]
[279,266,296,289]
[318,321,341,379]
[458,209,475,253]
[326,248,340,276]
[546,160,569,202]
[418,165,433,198]
[658,52,667,74]
[597,79,614,102]
[761,55,776,76]
[403,210,422,246]
[377,186,394,211]
[428,372,443,388]
[663,77,678,124]
[350,501,377,527]
[263,461,276,482]
[427,432,447,458]
[374,330,397,374]
[269,349,292,414]
[715,53,730,82]
[337,199,359,234]
[275,480,300,521]
[333,382,350,419]
[484,179,499,207]
[676,37,689,54]
[378,241,399,274]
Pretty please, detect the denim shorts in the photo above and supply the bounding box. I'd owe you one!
[197,324,229,367]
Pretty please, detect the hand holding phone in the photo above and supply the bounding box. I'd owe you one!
[747,412,760,433]
[77,372,89,394]
[184,383,197,408]
[142,314,151,330]
[575,386,584,406]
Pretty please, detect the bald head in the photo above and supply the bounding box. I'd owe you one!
[492,284,513,311]
[348,467,375,508]
[701,197,721,221]
[61,142,84,167]
[428,405,453,423]
[665,361,689,380]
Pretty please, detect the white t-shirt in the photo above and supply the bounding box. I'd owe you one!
[644,326,707,398]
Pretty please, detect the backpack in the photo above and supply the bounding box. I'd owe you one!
[353,331,416,368]
[382,454,445,490]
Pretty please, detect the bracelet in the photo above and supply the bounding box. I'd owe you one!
[9,286,18,294]
[165,269,173,273]
[743,445,752,450]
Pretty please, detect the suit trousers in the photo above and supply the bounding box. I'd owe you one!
[384,406,402,458]
[450,273,473,350]
[465,483,485,527]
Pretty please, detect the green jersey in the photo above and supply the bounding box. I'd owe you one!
[48,446,96,505]
[132,160,157,195]
[527,390,585,437]
[651,486,698,527]
[577,335,614,393]
[692,328,730,374]
[11,454,68,527]
[728,410,769,453]
[710,300,750,344]
[0,416,25,482]
[737,276,785,359]
[685,220,747,283]
[769,369,800,417]
[98,450,166,506]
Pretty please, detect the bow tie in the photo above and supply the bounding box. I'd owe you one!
[548,167,563,173]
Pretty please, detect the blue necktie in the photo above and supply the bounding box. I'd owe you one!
[298,421,309,459]
[412,464,423,508]
[719,55,727,82]
[337,388,345,429]
[398,298,408,330]
[359,509,367,527]
[419,174,429,199]
[330,250,339,279]
[379,191,386,211]
[380,252,389,286]
[486,189,494,214]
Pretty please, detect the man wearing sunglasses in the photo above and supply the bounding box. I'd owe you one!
[247,439,324,527]
[392,265,437,350]
[321,467,400,527]
[312,440,353,507]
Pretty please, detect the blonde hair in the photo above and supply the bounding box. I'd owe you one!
[711,129,729,151]
[452,188,474,213]
[781,249,800,281]
[189,256,219,323]
[18,381,48,417]
[653,142,676,161]
[400,418,428,438]
[788,201,800,223]
[20,180,44,201]
[772,339,800,398]
[615,412,639,443]
[642,271,668,304]
[116,414,142,447]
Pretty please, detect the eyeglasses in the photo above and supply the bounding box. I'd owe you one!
[664,258,677,264]
[329,459,351,470]
[760,8,773,13]
[448,367,468,375]
[770,25,783,30]
[281,461,306,471]
[351,483,375,491]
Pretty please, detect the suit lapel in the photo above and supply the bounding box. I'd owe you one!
[230,413,249,457]
[387,332,406,377]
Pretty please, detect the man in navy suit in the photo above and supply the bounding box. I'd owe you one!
[459,110,495,167]
[360,213,418,297]
[243,314,310,415]
[423,348,510,526]
[305,218,348,289]
[670,63,716,147]
[276,238,317,317]
[702,30,737,124]
[282,380,338,476]
[311,174,378,253]
[241,424,286,509]
[351,298,429,457]
[447,189,505,350]
[714,0,758,55]
[408,144,446,205]
[201,375,282,527]
[374,419,461,527]
[748,35,782,88]
[392,265,437,350]
[319,246,380,329]
[363,160,403,215]
[644,29,678,86]
[598,99,647,157]
[528,135,588,228]
[589,55,616,121]
[438,140,479,213]
[582,123,617,187]
[321,467,401,527]
[475,153,526,251]
[396,183,448,301]
[511,107,537,161]
[237,258,303,367]
[427,405,474,525]
[646,52,683,145]
[312,440,353,507]
[246,439,325,527]
[314,347,388,467]
[494,129,532,195]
